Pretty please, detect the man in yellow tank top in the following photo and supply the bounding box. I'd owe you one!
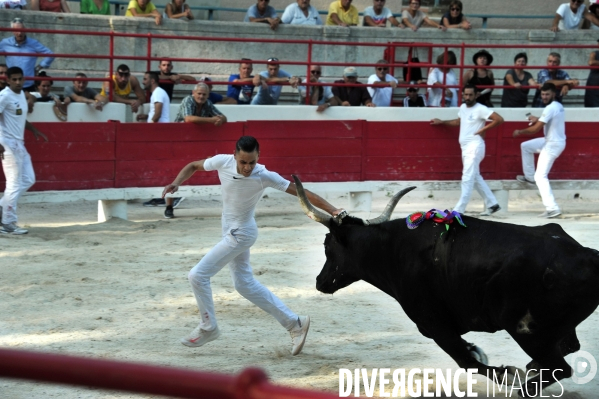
[101,64,145,113]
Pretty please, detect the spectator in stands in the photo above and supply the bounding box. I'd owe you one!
[31,71,69,121]
[298,65,338,112]
[332,67,374,107]
[582,0,599,29]
[64,72,107,111]
[175,82,227,126]
[137,72,170,122]
[501,52,539,108]
[164,0,193,20]
[402,0,446,31]
[462,50,495,107]
[427,51,458,107]
[244,0,280,30]
[251,58,299,105]
[101,64,146,113]
[152,60,194,101]
[0,0,26,9]
[440,0,471,30]
[367,60,398,107]
[281,0,323,25]
[199,77,237,104]
[403,81,427,107]
[126,0,162,26]
[228,59,255,105]
[0,64,7,90]
[532,52,579,108]
[80,0,110,15]
[326,0,359,27]
[584,39,599,107]
[551,0,587,31]
[31,0,70,12]
[0,18,55,92]
[363,0,404,28]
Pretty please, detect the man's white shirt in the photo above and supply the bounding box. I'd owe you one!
[457,102,493,148]
[539,100,566,142]
[148,86,170,122]
[0,87,28,141]
[367,73,398,107]
[281,3,323,25]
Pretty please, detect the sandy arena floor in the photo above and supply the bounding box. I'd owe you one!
[1,190,599,399]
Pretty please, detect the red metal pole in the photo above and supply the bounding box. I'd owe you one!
[108,30,114,102]
[305,40,312,105]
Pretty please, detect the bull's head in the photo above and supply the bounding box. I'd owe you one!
[292,175,416,294]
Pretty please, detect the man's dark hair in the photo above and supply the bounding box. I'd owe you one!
[514,52,528,63]
[36,70,53,86]
[75,72,87,78]
[236,136,260,153]
[0,63,7,68]
[146,71,159,84]
[541,82,557,93]
[116,64,130,72]
[436,51,457,66]
[462,83,478,93]
[7,66,23,78]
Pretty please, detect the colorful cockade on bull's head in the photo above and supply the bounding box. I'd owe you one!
[406,209,467,232]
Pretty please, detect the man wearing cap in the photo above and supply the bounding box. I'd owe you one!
[251,58,299,105]
[532,52,579,108]
[326,0,359,27]
[332,67,374,107]
[403,82,427,107]
[367,59,398,107]
[298,65,338,112]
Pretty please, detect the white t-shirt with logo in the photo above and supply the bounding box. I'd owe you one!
[556,3,586,30]
[367,73,398,107]
[203,154,290,227]
[148,86,170,122]
[0,87,28,141]
[281,3,323,25]
[363,6,394,26]
[539,100,566,142]
[457,102,493,148]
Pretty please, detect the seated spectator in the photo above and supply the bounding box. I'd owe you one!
[332,67,375,107]
[281,0,323,25]
[228,59,255,104]
[251,58,299,105]
[532,52,579,107]
[326,0,359,27]
[0,0,26,9]
[80,0,110,14]
[584,39,599,107]
[0,64,7,90]
[582,0,599,29]
[551,0,586,31]
[31,71,68,120]
[440,0,471,30]
[403,81,427,107]
[64,72,107,111]
[462,49,494,107]
[402,0,446,31]
[126,0,162,26]
[199,77,237,104]
[31,0,70,12]
[363,0,403,28]
[501,52,538,108]
[367,60,398,107]
[298,65,338,112]
[164,0,193,20]
[174,82,227,126]
[427,51,458,107]
[244,0,280,30]
[152,60,194,101]
[101,64,145,113]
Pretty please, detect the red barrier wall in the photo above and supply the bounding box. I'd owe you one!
[1,121,598,191]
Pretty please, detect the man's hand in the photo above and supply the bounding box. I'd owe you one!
[513,129,521,137]
[560,85,570,97]
[94,101,104,111]
[155,14,162,26]
[430,118,443,125]
[136,113,148,122]
[342,101,350,106]
[366,102,376,107]
[162,183,179,198]
[316,103,330,113]
[550,25,559,32]
[213,115,226,126]
[289,76,300,89]
[130,100,142,113]
[474,129,486,138]
[33,129,48,142]
[388,80,397,89]
[267,17,280,30]
[0,144,5,160]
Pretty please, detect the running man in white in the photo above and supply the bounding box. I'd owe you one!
[431,84,504,216]
[162,136,344,354]
[0,66,47,235]
[513,82,565,218]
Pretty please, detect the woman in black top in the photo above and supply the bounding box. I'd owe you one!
[501,52,539,108]
[463,49,494,107]
[440,0,471,30]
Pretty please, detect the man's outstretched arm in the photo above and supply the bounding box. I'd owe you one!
[162,160,206,197]
[285,182,344,216]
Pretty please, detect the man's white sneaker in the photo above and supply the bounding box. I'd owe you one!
[479,204,501,217]
[289,315,310,356]
[538,209,562,218]
[0,223,28,235]
[180,325,220,348]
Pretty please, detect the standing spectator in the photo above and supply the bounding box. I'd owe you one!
[31,0,70,12]
[403,82,427,107]
[228,59,255,105]
[251,58,299,105]
[298,65,338,112]
[199,77,237,105]
[326,0,359,27]
[427,51,458,107]
[136,71,170,123]
[0,0,26,8]
[513,83,565,218]
[501,52,539,108]
[244,0,280,30]
[31,71,69,120]
[0,64,7,90]
[431,84,504,217]
[125,0,162,26]
[402,0,446,31]
[64,72,107,111]
[0,18,55,92]
[551,0,586,31]
[175,83,227,126]
[363,0,403,28]
[281,0,322,25]
[80,0,110,14]
[332,67,374,107]
[367,60,398,107]
[440,0,471,30]
[0,66,48,235]
[152,60,194,101]
[101,64,146,113]
[164,0,193,20]
[532,52,579,108]
[584,39,599,107]
[463,50,495,107]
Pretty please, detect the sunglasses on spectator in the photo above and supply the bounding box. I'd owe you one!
[12,17,23,24]
[450,7,461,11]
[377,67,389,71]
[267,57,279,62]
[117,71,130,77]
[311,70,321,75]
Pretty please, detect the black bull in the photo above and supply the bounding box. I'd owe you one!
[293,176,599,396]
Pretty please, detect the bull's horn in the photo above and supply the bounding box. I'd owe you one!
[364,186,417,225]
[292,175,331,227]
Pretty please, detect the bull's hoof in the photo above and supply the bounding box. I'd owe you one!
[468,344,489,365]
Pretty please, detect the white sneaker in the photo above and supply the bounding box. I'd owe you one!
[479,204,501,217]
[0,222,28,235]
[289,315,310,356]
[180,325,220,348]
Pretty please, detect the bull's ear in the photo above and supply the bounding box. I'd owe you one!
[543,268,556,290]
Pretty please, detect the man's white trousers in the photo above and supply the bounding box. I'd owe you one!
[0,137,35,225]
[454,141,497,214]
[521,137,565,212]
